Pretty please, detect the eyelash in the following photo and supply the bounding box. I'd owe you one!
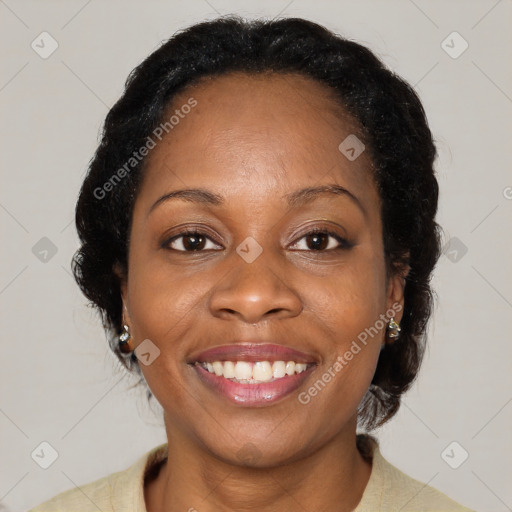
[162,228,353,252]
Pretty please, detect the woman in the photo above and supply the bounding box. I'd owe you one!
[30,16,475,512]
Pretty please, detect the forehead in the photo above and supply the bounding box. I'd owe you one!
[137,71,378,215]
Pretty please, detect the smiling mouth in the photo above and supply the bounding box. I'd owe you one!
[187,342,319,405]
[194,360,316,384]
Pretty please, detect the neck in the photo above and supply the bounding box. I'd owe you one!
[145,417,372,512]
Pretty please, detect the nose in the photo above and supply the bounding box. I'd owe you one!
[208,250,302,324]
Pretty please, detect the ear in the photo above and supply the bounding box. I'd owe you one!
[113,262,130,324]
[385,255,410,324]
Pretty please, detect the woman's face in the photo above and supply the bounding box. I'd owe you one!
[120,72,405,465]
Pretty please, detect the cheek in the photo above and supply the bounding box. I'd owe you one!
[297,251,386,399]
[125,253,219,403]
[296,277,385,433]
[304,253,387,346]
[126,247,210,338]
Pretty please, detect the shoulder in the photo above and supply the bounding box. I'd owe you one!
[355,435,476,512]
[376,457,475,512]
[28,471,119,512]
[28,443,168,512]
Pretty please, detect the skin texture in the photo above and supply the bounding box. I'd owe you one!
[118,72,407,512]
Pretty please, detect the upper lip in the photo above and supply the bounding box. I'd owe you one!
[188,343,318,364]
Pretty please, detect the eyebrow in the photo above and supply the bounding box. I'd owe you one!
[148,184,365,216]
[284,184,365,214]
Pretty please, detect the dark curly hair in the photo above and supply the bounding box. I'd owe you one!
[72,15,441,431]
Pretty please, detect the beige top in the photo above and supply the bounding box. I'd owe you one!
[29,436,475,512]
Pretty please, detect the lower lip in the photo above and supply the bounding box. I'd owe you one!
[192,364,316,406]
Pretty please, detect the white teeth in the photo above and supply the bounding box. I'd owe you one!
[273,361,286,378]
[212,361,223,376]
[252,361,273,382]
[223,360,235,379]
[197,360,312,382]
[234,361,252,380]
[295,363,307,373]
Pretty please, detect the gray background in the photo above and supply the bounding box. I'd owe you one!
[1,1,511,511]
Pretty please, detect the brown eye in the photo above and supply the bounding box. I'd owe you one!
[165,231,221,252]
[290,230,350,251]
[305,233,330,250]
